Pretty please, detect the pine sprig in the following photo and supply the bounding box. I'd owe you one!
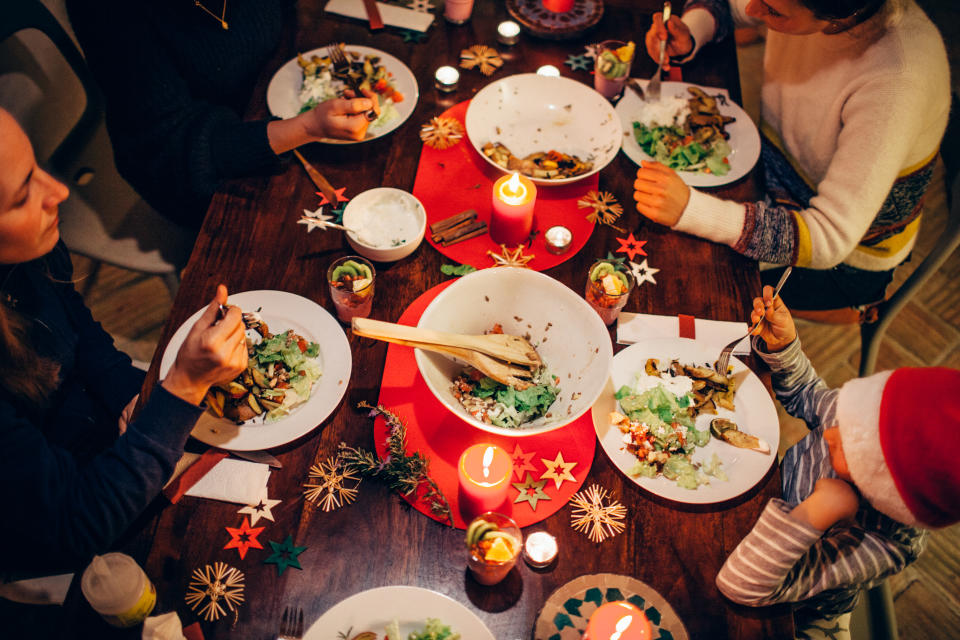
[338,402,453,525]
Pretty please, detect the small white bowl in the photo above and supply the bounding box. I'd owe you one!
[343,188,427,262]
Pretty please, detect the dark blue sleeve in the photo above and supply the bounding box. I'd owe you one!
[0,384,202,574]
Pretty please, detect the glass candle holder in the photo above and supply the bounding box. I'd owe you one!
[496,21,521,45]
[536,65,560,77]
[434,66,460,92]
[544,225,572,254]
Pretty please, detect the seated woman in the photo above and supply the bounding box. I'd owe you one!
[65,0,377,227]
[633,0,950,310]
[0,108,247,574]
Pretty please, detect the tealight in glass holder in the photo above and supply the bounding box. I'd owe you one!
[434,66,460,93]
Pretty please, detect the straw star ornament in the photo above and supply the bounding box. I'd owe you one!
[460,45,503,76]
[420,117,464,150]
[578,190,624,230]
[488,244,534,268]
[569,484,627,543]
[303,455,361,512]
[184,562,245,622]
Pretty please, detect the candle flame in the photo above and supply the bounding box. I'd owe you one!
[482,446,494,479]
[498,172,527,205]
[610,615,633,640]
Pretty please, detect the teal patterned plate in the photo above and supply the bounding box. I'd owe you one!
[533,573,688,640]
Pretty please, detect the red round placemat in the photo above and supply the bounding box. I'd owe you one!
[375,280,596,529]
[413,101,598,271]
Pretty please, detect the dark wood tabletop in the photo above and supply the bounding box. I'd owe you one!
[67,0,793,637]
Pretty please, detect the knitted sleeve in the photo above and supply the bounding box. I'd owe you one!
[753,337,838,430]
[716,499,919,607]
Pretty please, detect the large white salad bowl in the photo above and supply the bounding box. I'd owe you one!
[464,73,622,186]
[415,267,613,436]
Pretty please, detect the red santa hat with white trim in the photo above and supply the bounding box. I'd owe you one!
[836,367,960,528]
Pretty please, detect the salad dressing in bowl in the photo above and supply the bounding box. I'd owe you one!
[343,188,427,262]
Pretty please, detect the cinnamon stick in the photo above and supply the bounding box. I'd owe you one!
[442,223,488,246]
[434,219,485,243]
[429,209,477,235]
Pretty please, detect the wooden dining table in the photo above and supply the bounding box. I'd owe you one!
[64,0,793,637]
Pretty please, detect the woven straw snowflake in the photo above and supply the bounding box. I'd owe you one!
[487,244,534,268]
[420,117,464,150]
[460,45,503,76]
[184,562,245,622]
[578,190,625,231]
[303,456,361,512]
[569,484,627,543]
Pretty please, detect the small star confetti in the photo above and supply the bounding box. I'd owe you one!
[615,232,648,261]
[629,258,659,286]
[570,484,627,543]
[487,244,534,268]
[329,203,347,223]
[263,535,307,576]
[419,116,464,150]
[185,562,245,622]
[316,187,349,206]
[510,443,537,481]
[583,43,600,59]
[223,517,265,560]
[540,451,577,490]
[578,190,624,230]
[406,0,434,12]
[238,489,281,526]
[298,206,336,233]
[303,456,361,512]
[459,45,503,76]
[512,472,551,511]
[564,53,592,71]
[401,28,427,43]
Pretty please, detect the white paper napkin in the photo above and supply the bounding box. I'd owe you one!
[142,612,187,640]
[617,312,751,355]
[184,458,270,505]
[325,0,435,32]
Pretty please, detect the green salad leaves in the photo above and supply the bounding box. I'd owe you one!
[633,123,732,176]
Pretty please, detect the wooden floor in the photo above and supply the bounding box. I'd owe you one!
[69,10,960,638]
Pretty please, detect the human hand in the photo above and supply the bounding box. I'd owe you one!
[749,284,796,352]
[633,162,690,226]
[790,478,860,531]
[118,393,139,435]
[162,285,248,406]
[644,13,694,71]
[301,96,377,142]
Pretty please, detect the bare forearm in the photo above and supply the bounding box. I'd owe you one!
[267,116,313,155]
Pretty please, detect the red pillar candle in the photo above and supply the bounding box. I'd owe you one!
[458,444,512,517]
[490,172,537,246]
[583,602,652,640]
[542,0,574,12]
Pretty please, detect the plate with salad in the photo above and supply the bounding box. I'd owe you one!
[592,337,778,504]
[615,80,760,187]
[159,290,352,451]
[266,44,419,144]
[305,586,494,640]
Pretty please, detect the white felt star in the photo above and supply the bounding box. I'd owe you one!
[237,488,281,526]
[629,259,659,286]
[298,206,338,233]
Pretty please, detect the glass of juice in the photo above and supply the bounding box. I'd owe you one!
[327,255,376,322]
[465,512,522,586]
[585,259,635,326]
[594,40,635,100]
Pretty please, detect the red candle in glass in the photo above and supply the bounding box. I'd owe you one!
[458,444,512,517]
[542,0,574,12]
[490,172,536,246]
[584,602,652,640]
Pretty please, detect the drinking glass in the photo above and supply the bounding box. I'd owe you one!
[585,260,635,326]
[466,512,522,586]
[594,40,634,100]
[327,255,375,322]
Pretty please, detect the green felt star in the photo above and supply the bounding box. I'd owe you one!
[263,535,306,575]
[400,29,426,43]
[329,203,347,224]
[564,54,592,72]
[512,472,551,511]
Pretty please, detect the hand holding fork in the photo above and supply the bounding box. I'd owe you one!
[715,266,793,374]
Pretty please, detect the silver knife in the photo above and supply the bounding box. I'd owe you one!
[229,449,283,469]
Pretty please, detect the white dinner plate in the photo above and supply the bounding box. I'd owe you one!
[304,586,495,639]
[592,337,778,504]
[266,45,419,144]
[159,290,351,451]
[615,80,761,187]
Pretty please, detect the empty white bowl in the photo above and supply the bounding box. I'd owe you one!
[415,267,613,436]
[343,188,427,262]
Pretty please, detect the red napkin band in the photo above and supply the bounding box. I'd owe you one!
[183,622,205,640]
[678,314,696,339]
[162,449,228,504]
[668,67,683,82]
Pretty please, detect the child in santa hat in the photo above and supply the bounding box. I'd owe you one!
[715,285,960,639]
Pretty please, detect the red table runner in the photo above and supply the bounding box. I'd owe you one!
[375,280,596,529]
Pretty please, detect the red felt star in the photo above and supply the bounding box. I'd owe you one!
[615,233,647,261]
[510,444,537,481]
[316,187,349,206]
[224,517,264,560]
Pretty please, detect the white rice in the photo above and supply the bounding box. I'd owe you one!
[633,95,690,128]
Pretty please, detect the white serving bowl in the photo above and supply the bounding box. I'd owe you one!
[464,73,622,186]
[342,188,427,262]
[415,267,613,436]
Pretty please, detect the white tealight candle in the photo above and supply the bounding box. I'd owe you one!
[536,65,561,77]
[434,66,460,92]
[523,531,558,568]
[497,20,521,46]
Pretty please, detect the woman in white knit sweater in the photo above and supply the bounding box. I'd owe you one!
[634,0,950,310]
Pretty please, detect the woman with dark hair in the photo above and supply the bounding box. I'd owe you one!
[634,0,950,312]
[0,107,248,575]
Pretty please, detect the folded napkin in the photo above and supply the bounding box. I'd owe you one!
[325,0,434,31]
[617,312,751,355]
[143,612,187,640]
[184,458,271,505]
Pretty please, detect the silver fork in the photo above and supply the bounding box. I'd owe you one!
[715,266,793,374]
[277,606,304,640]
[646,1,671,101]
[326,44,377,121]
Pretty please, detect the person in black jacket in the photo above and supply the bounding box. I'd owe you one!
[0,108,248,575]
[66,0,377,227]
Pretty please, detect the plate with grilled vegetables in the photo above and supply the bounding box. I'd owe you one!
[159,290,351,451]
[591,337,778,504]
